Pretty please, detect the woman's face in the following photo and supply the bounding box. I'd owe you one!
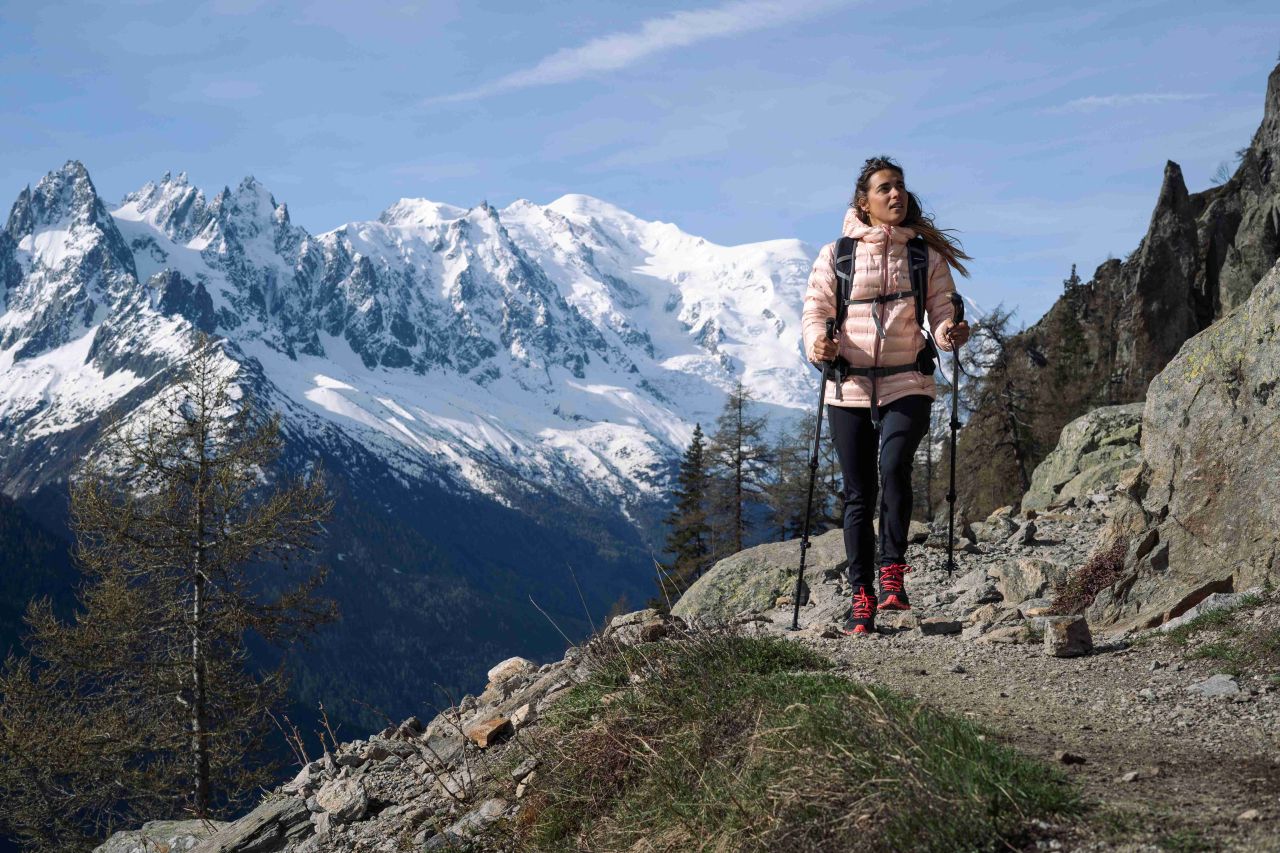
[860,168,908,227]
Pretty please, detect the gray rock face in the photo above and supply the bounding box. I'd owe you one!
[1021,403,1144,513]
[958,63,1280,516]
[991,558,1067,605]
[94,820,228,853]
[1091,259,1280,630]
[190,796,311,853]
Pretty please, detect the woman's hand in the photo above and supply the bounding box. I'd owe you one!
[941,319,970,348]
[810,334,839,364]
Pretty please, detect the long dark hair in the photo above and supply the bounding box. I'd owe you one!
[851,155,971,278]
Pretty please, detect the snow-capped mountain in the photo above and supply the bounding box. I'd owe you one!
[0,160,820,725]
[2,162,815,512]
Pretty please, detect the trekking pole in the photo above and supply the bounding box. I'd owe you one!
[945,293,965,577]
[790,318,837,631]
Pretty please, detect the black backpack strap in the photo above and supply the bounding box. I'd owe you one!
[832,236,857,329]
[828,236,857,402]
[906,235,939,376]
[907,236,928,329]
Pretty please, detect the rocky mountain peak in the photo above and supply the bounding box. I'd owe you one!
[5,159,110,240]
[119,170,210,243]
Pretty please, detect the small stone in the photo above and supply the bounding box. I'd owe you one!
[948,664,966,674]
[1238,809,1262,822]
[1186,674,1241,698]
[486,657,536,689]
[517,771,537,799]
[1019,520,1038,545]
[1044,616,1093,657]
[315,778,368,822]
[978,625,1032,644]
[512,757,539,782]
[464,717,514,748]
[639,619,670,642]
[1055,750,1086,765]
[775,595,794,608]
[1119,770,1141,783]
[1149,660,1165,671]
[880,611,918,631]
[1018,597,1056,618]
[607,608,660,631]
[965,603,1001,626]
[281,764,312,795]
[510,703,535,729]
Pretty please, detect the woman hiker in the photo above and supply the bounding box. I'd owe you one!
[802,155,972,635]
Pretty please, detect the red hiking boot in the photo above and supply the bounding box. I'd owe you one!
[841,587,877,635]
[877,563,912,610]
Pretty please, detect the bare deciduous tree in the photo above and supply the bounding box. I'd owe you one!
[0,334,336,851]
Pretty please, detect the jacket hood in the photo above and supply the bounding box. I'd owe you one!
[841,206,916,243]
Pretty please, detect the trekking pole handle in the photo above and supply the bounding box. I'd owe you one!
[824,317,836,341]
[950,292,964,325]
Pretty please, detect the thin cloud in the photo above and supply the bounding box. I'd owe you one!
[427,0,849,104]
[1046,92,1210,114]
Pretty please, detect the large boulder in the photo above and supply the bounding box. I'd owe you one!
[672,529,844,623]
[1089,259,1280,630]
[1021,403,1144,513]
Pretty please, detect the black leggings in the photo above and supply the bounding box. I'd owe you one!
[827,394,932,590]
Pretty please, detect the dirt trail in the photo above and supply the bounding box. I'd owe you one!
[739,505,1280,851]
[813,624,1279,851]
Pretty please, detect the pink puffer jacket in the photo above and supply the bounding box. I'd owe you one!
[802,208,958,408]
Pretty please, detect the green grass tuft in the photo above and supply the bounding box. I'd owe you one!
[507,633,1080,852]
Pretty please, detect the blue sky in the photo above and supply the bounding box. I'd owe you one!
[2,0,1278,323]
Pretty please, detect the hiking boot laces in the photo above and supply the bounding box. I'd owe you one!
[851,588,876,620]
[879,563,911,596]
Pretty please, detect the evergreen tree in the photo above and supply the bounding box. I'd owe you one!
[0,335,336,851]
[706,382,772,558]
[659,424,712,598]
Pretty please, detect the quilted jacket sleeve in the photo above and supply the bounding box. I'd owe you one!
[925,251,958,351]
[801,241,837,364]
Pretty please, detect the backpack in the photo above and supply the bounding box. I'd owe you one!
[830,234,939,377]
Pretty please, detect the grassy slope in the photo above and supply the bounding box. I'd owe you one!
[486,634,1079,852]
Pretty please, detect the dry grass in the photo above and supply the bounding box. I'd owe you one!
[493,630,1079,852]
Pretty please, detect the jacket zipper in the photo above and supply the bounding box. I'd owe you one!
[870,227,890,397]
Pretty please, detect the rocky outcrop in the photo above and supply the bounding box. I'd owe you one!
[127,608,684,853]
[957,62,1280,516]
[1087,258,1280,630]
[94,820,228,853]
[1021,403,1143,513]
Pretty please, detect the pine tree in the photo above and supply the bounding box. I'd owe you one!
[660,424,712,598]
[0,335,336,851]
[706,382,772,558]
